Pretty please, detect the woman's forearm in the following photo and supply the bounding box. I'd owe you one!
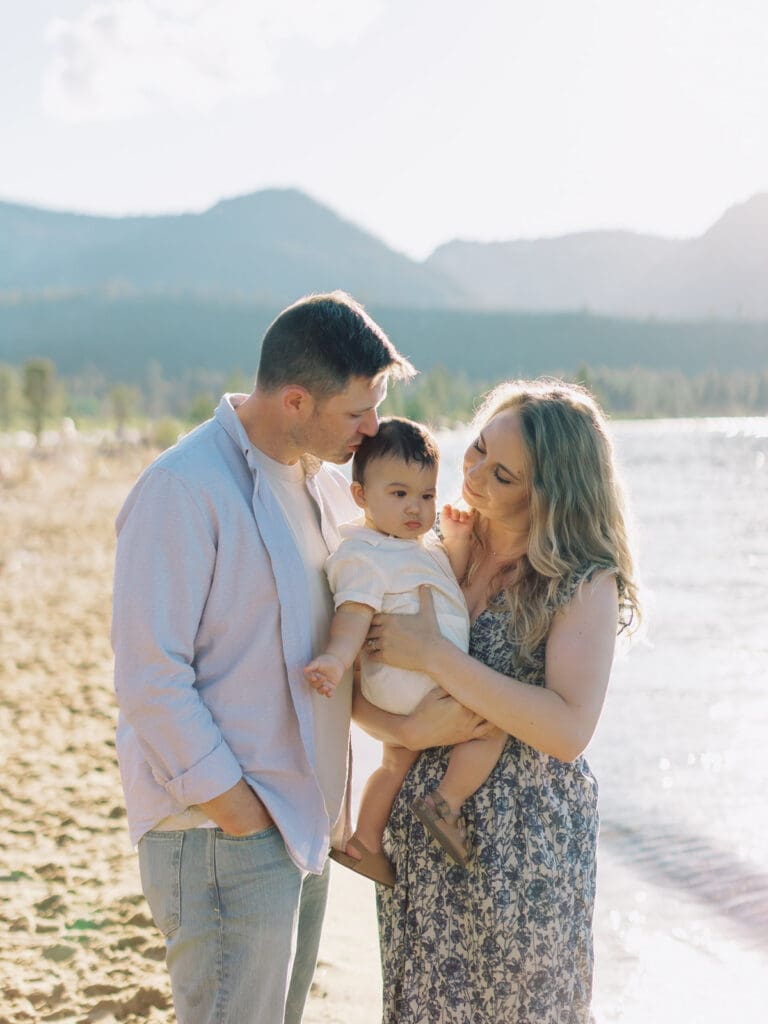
[372,574,618,762]
[352,682,491,751]
[426,638,587,761]
[352,687,413,747]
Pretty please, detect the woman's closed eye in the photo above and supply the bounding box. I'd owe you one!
[474,435,516,485]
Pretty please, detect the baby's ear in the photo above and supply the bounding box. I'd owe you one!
[350,481,367,509]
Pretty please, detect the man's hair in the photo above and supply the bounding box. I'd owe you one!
[256,291,415,397]
[352,417,439,485]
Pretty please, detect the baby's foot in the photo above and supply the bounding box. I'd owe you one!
[329,834,395,887]
[411,788,469,866]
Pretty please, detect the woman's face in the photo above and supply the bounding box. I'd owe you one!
[462,409,531,528]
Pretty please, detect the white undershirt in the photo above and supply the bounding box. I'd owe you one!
[249,448,349,828]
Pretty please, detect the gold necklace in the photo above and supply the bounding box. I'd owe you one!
[487,548,518,565]
[486,545,521,559]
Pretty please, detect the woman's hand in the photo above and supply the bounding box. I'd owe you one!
[367,586,443,673]
[402,688,494,749]
[352,679,493,751]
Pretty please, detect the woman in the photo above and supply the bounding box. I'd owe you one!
[356,378,640,1024]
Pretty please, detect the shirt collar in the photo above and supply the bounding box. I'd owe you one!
[215,393,322,478]
[339,520,423,548]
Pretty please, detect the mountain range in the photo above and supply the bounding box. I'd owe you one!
[1,189,767,320]
[0,190,467,309]
[428,194,768,319]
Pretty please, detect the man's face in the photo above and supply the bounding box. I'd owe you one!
[301,374,388,463]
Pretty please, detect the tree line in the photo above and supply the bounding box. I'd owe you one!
[1,357,766,445]
[3,293,768,382]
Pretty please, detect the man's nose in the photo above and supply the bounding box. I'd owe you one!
[359,408,379,437]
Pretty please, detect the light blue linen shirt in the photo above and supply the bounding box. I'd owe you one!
[111,395,357,873]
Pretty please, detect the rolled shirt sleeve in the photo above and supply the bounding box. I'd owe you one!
[112,467,243,807]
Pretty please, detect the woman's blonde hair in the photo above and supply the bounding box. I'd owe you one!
[465,378,640,664]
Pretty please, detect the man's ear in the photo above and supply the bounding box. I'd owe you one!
[281,385,313,418]
[350,481,367,510]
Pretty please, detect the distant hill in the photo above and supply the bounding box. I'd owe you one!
[2,189,767,319]
[426,231,677,314]
[0,189,468,309]
[427,194,768,320]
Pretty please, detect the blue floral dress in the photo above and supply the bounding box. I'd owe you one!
[378,572,600,1024]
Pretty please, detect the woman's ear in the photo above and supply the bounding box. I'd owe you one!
[350,481,367,510]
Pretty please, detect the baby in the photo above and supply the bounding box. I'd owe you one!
[304,417,507,885]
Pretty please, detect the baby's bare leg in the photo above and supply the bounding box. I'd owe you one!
[353,744,419,853]
[437,730,508,814]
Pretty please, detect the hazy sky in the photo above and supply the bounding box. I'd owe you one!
[2,0,767,258]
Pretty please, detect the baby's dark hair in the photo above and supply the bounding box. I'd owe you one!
[352,417,439,485]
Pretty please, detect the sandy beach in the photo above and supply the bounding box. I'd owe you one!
[0,442,382,1024]
[2,436,765,1023]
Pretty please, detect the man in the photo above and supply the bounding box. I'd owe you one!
[112,291,482,1024]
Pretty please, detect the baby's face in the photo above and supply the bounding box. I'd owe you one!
[355,456,438,540]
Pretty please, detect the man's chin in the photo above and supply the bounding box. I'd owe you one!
[321,450,354,465]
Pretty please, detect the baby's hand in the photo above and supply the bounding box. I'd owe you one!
[303,653,346,698]
[441,504,475,543]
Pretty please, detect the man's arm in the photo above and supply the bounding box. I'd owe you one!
[112,467,258,831]
[198,779,273,835]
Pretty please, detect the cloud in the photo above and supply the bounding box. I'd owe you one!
[42,0,382,121]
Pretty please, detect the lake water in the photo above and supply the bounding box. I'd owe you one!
[351,416,768,1023]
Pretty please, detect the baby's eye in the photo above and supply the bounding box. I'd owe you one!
[423,493,436,501]
[393,490,407,497]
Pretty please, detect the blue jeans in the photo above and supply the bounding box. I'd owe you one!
[138,826,329,1024]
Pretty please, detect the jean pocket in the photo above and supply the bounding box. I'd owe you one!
[138,830,184,937]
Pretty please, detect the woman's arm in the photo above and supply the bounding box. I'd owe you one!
[352,678,492,751]
[368,576,619,762]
